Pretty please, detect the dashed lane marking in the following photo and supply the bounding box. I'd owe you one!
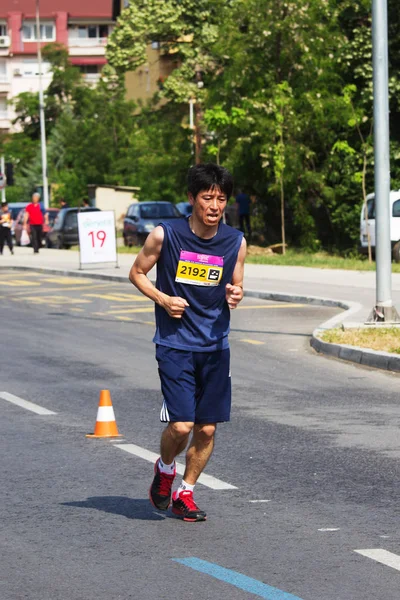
[173,558,304,600]
[236,303,306,310]
[13,295,92,305]
[1,279,41,287]
[10,283,115,296]
[354,549,400,572]
[83,293,149,302]
[69,307,85,312]
[115,316,133,321]
[113,443,237,490]
[105,307,154,314]
[0,392,56,415]
[40,277,94,285]
[239,339,265,345]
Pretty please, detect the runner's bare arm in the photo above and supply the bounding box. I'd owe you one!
[129,226,189,319]
[226,237,247,309]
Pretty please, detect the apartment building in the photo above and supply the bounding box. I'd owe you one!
[0,0,117,132]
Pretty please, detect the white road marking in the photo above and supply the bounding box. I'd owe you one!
[0,392,56,415]
[249,499,271,503]
[355,549,400,572]
[113,443,237,490]
[318,528,340,532]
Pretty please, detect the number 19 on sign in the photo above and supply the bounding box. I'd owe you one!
[88,230,106,248]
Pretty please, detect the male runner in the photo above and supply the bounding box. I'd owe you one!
[129,163,246,521]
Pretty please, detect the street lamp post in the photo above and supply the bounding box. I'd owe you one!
[35,0,49,209]
[368,0,399,322]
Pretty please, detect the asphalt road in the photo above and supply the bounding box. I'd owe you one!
[1,270,400,600]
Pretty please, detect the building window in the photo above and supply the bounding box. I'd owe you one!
[22,22,55,42]
[69,25,112,41]
[0,24,7,37]
[21,60,51,77]
[0,96,7,117]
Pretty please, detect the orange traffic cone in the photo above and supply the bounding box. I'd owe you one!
[86,390,122,438]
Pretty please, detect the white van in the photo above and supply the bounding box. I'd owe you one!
[360,190,400,262]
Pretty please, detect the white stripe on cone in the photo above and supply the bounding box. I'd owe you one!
[96,406,116,422]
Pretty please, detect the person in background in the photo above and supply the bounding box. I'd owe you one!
[235,189,252,240]
[82,198,90,208]
[0,202,14,255]
[23,193,48,254]
[60,198,69,209]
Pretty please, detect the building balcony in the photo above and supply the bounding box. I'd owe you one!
[68,37,108,56]
[82,73,101,85]
[0,110,10,131]
[0,75,11,92]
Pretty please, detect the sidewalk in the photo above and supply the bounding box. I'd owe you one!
[2,247,400,372]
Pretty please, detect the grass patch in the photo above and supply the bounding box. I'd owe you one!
[321,327,400,354]
[245,247,400,271]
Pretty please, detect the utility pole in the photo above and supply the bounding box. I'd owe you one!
[0,156,5,203]
[36,0,49,209]
[189,99,195,158]
[367,0,399,322]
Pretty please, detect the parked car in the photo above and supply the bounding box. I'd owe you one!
[14,207,60,247]
[176,202,193,217]
[123,201,182,246]
[7,202,29,237]
[360,191,400,262]
[47,207,100,249]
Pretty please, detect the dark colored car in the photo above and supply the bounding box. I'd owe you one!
[7,202,29,237]
[14,207,60,247]
[123,201,182,246]
[47,207,100,249]
[176,202,193,218]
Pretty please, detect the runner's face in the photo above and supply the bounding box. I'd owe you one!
[190,187,227,227]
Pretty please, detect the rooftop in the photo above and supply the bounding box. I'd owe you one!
[0,0,115,19]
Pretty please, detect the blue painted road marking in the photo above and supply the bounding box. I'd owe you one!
[173,557,304,600]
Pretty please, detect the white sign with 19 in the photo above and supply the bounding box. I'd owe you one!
[78,210,117,265]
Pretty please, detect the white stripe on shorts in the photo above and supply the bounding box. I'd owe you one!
[160,399,170,423]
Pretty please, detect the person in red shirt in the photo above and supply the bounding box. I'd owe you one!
[23,193,48,253]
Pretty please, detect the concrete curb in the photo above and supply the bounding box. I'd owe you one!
[2,264,400,373]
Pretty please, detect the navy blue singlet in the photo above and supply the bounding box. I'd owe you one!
[153,217,243,352]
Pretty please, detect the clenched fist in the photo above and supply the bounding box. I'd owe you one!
[225,283,243,309]
[161,295,189,319]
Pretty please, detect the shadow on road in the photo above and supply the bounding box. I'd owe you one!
[62,496,165,521]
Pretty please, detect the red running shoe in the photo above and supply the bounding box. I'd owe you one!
[172,490,207,522]
[149,459,176,510]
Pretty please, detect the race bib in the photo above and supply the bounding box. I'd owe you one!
[175,250,224,286]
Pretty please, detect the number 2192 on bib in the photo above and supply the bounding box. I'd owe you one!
[175,250,224,286]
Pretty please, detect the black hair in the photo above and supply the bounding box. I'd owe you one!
[187,163,233,200]
[1,202,8,207]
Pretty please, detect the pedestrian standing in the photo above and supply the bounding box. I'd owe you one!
[23,193,48,253]
[129,163,246,521]
[235,189,252,240]
[0,202,14,255]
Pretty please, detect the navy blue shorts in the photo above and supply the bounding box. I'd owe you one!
[156,345,231,424]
